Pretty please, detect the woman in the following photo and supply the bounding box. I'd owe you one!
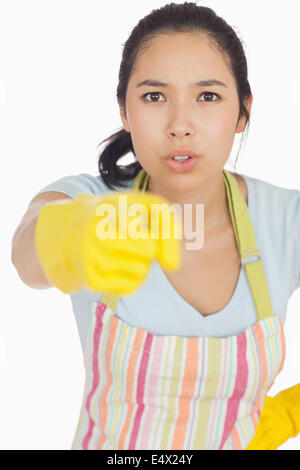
[11,2,300,450]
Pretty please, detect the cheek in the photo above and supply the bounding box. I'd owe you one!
[201,108,237,161]
[132,112,161,142]
[207,107,237,140]
[128,116,156,162]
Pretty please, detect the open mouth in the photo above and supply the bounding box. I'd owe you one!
[171,156,192,161]
[165,156,199,173]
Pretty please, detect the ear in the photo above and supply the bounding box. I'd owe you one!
[118,99,131,133]
[236,94,253,134]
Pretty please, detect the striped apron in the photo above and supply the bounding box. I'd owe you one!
[71,169,286,450]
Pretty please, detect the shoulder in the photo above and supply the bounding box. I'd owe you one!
[232,171,300,202]
[241,172,300,201]
[228,171,300,208]
[230,172,300,295]
[235,172,300,231]
[34,172,134,199]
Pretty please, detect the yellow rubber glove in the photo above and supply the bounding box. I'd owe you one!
[246,383,300,450]
[35,191,181,295]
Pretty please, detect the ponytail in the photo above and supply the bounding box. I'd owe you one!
[97,128,142,190]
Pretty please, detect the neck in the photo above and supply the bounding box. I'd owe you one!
[146,171,230,234]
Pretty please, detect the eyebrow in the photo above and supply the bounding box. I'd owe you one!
[135,78,228,88]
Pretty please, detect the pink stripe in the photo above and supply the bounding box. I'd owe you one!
[138,338,164,449]
[82,303,106,450]
[128,333,153,450]
[219,332,248,450]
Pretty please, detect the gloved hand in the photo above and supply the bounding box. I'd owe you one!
[35,191,181,295]
[246,383,300,450]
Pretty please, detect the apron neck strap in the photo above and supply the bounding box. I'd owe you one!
[223,169,274,320]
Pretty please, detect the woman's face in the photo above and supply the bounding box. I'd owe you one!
[119,32,252,193]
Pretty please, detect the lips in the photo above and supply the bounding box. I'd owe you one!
[165,155,199,172]
[165,149,200,160]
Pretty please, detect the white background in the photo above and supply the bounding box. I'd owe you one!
[1,0,300,450]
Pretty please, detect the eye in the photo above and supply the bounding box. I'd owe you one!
[142,92,165,103]
[199,91,220,102]
[141,91,220,103]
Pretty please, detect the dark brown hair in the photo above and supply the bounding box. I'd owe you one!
[97,2,252,189]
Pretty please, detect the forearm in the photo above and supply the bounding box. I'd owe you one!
[11,209,53,289]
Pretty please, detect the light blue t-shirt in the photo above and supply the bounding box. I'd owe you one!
[35,171,300,353]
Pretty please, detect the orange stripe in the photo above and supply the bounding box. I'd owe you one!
[252,322,268,410]
[250,412,257,429]
[231,426,242,449]
[278,320,286,373]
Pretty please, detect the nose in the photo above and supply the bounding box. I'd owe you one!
[169,129,192,138]
[167,104,195,139]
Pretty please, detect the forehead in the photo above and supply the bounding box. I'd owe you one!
[131,32,233,85]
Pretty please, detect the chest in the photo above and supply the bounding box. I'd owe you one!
[161,224,243,317]
[160,172,248,317]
